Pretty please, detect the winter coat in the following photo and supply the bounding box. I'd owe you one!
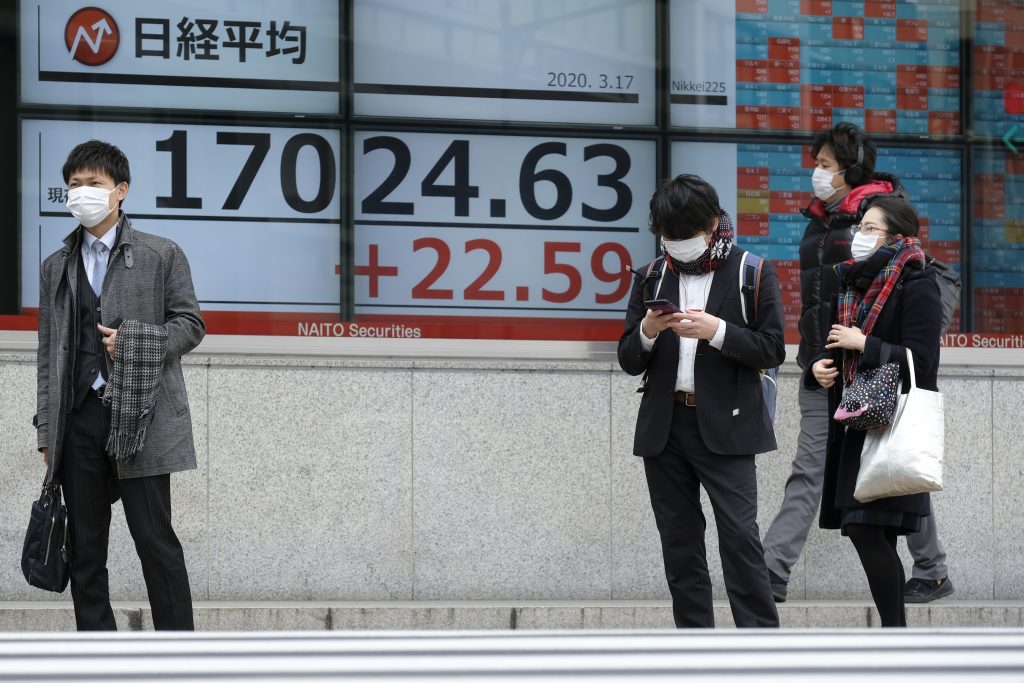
[806,263,942,530]
[35,214,205,479]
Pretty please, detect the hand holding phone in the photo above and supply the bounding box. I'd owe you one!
[644,299,682,315]
[641,300,685,339]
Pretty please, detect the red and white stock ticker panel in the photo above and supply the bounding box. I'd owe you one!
[12,0,1024,347]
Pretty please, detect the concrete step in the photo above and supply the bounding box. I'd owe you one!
[2,600,1022,631]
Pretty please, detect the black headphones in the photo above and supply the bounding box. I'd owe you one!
[845,140,866,185]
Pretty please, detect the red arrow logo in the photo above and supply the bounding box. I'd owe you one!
[65,7,119,66]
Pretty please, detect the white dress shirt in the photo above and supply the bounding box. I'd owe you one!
[638,265,727,393]
[81,226,117,390]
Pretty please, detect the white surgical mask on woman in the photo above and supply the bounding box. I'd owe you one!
[811,167,846,201]
[662,234,708,263]
[850,231,883,261]
[66,185,117,228]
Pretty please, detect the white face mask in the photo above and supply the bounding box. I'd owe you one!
[811,167,846,201]
[662,234,709,263]
[66,186,117,228]
[850,231,883,261]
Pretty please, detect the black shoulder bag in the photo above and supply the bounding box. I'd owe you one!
[22,460,71,592]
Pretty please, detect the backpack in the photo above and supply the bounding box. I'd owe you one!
[924,256,961,333]
[738,251,780,424]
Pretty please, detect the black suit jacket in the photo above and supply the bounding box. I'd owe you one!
[618,249,786,457]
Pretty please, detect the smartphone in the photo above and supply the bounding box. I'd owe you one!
[644,299,682,315]
[107,316,124,329]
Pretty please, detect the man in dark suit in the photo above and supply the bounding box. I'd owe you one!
[619,174,785,628]
[35,140,204,630]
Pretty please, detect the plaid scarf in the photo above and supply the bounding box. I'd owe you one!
[102,319,168,462]
[833,237,925,384]
[665,211,734,275]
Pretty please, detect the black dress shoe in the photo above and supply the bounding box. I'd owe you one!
[769,570,788,603]
[905,577,954,603]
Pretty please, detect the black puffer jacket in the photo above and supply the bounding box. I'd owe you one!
[797,173,906,368]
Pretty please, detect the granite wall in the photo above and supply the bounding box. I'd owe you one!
[1,352,1019,604]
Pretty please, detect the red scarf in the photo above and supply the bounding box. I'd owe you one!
[833,237,926,384]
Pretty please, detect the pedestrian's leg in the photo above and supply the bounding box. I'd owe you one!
[904,513,954,602]
[643,450,713,628]
[762,386,829,583]
[643,404,717,628]
[59,395,117,631]
[846,523,906,627]
[690,444,779,628]
[119,473,194,630]
[907,513,948,580]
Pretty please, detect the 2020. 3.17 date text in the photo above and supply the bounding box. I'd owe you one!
[546,72,634,90]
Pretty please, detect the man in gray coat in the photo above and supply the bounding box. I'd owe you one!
[35,140,204,630]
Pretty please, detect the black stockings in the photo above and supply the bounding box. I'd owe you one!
[846,523,907,627]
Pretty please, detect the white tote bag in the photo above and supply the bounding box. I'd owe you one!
[854,348,944,503]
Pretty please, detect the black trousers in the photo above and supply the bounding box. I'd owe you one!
[643,402,779,628]
[58,391,194,631]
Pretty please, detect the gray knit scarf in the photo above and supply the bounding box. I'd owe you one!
[102,319,167,462]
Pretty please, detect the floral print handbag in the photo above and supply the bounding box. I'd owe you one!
[833,361,901,430]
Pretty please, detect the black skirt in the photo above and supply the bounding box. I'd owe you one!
[840,507,923,536]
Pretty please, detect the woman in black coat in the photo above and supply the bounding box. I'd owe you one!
[806,195,943,627]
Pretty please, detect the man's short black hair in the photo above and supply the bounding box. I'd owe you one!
[62,140,131,187]
[810,122,877,187]
[649,173,723,240]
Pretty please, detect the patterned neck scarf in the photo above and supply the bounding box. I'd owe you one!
[833,236,926,384]
[665,211,735,276]
[103,319,168,461]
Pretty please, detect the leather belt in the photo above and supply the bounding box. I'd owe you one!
[674,390,697,406]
